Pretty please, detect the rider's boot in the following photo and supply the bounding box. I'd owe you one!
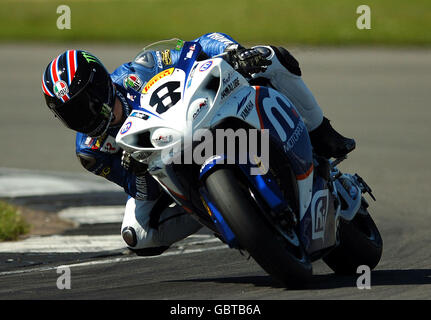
[308,117,356,159]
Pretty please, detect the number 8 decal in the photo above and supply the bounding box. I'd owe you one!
[149,81,181,114]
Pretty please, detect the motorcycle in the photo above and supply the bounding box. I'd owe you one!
[115,39,383,287]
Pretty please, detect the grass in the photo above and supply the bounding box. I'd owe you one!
[0,0,430,46]
[0,200,30,241]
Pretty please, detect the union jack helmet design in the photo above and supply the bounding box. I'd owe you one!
[42,50,115,137]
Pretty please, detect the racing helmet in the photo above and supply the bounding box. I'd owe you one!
[42,50,115,137]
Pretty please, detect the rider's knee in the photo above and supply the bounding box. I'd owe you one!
[271,46,302,76]
[121,225,166,256]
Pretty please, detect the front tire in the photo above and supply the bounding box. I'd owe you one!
[323,206,383,274]
[205,168,312,287]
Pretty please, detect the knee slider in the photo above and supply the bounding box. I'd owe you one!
[122,226,138,247]
[271,46,302,76]
[122,226,168,256]
[121,225,164,250]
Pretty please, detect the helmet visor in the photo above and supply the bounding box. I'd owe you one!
[49,67,115,135]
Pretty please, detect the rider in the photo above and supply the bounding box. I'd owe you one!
[41,32,355,256]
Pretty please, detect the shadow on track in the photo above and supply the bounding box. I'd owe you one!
[309,269,431,290]
[164,269,431,290]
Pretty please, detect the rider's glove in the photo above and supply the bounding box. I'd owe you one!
[121,150,148,176]
[223,47,272,78]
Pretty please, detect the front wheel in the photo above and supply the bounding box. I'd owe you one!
[205,168,312,287]
[323,205,383,274]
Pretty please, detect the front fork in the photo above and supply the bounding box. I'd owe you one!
[330,157,376,244]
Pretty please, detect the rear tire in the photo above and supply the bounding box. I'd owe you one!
[323,206,383,275]
[205,168,312,287]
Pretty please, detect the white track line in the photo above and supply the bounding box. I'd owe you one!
[58,206,124,225]
[0,244,229,276]
[0,167,121,197]
[0,235,126,253]
[0,234,219,253]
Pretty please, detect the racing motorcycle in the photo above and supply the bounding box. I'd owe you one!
[115,40,383,287]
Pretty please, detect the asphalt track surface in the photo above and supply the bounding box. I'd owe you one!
[0,44,430,301]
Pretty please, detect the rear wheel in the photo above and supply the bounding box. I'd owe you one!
[205,168,312,287]
[323,204,383,274]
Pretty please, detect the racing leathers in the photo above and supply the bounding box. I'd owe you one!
[75,32,326,255]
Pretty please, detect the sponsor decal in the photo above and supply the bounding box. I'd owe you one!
[155,51,163,69]
[99,166,111,178]
[239,101,254,120]
[130,111,150,120]
[85,133,103,150]
[187,64,199,88]
[199,61,213,72]
[236,91,251,113]
[175,39,184,51]
[152,134,173,145]
[187,78,193,88]
[53,80,69,100]
[192,100,208,120]
[285,121,305,151]
[142,68,174,94]
[91,139,102,150]
[311,189,329,240]
[127,92,136,102]
[84,137,95,146]
[81,52,100,64]
[88,133,107,150]
[221,77,240,100]
[184,44,196,60]
[222,72,234,86]
[100,103,111,117]
[123,74,143,91]
[120,121,132,134]
[100,136,119,153]
[207,33,234,46]
[161,50,172,66]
